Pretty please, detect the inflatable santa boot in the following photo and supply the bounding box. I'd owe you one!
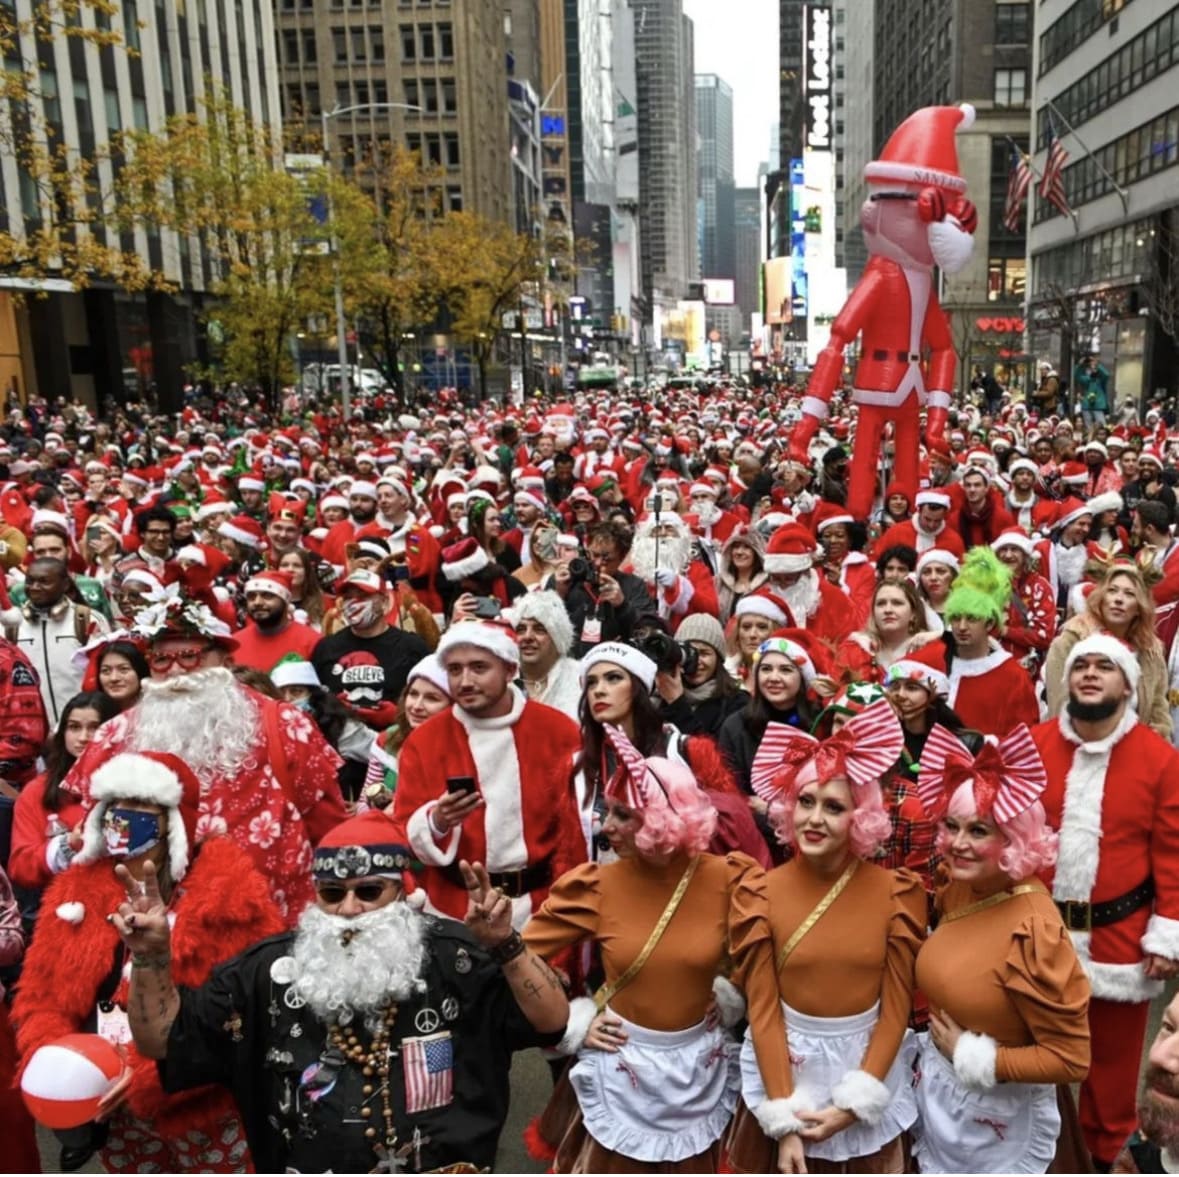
[790,104,979,521]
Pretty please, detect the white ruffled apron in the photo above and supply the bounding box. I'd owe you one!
[738,1000,917,1163]
[569,1008,739,1163]
[912,1032,1059,1173]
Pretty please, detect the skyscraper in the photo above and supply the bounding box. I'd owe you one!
[696,74,736,282]
[276,0,514,225]
[633,0,698,309]
[734,187,763,330]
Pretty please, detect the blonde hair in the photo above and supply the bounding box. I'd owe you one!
[1088,568,1157,653]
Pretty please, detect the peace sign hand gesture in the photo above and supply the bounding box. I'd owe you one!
[459,860,514,949]
[109,860,172,960]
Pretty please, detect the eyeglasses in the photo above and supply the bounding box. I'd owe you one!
[148,646,209,672]
[315,879,397,904]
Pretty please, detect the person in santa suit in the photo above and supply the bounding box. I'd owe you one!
[762,521,857,646]
[992,529,1057,676]
[873,490,966,560]
[687,479,742,551]
[625,510,719,626]
[1005,457,1055,534]
[391,620,585,929]
[65,593,347,923]
[815,510,876,627]
[1033,633,1179,1169]
[573,427,624,481]
[788,104,978,517]
[13,749,283,1173]
[1035,498,1094,613]
[943,547,1040,736]
[949,465,1016,549]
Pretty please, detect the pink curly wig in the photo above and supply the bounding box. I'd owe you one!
[769,758,893,859]
[633,758,718,858]
[936,782,1058,878]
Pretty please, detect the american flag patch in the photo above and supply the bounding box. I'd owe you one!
[402,1032,454,1114]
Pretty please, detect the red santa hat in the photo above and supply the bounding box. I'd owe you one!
[237,475,266,493]
[1054,498,1092,531]
[436,619,520,668]
[884,641,950,698]
[990,529,1036,558]
[218,514,265,549]
[1086,491,1123,517]
[312,809,417,885]
[733,588,795,627]
[1058,461,1089,487]
[762,522,821,575]
[440,536,491,581]
[915,547,961,575]
[1007,457,1038,479]
[76,751,202,881]
[915,489,952,509]
[244,570,294,601]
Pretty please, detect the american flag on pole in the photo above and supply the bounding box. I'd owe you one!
[1039,116,1071,217]
[402,1032,454,1114]
[1003,145,1032,232]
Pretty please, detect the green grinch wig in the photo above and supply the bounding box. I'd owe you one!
[943,546,1012,625]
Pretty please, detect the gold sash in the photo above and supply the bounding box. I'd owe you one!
[939,882,1041,925]
[776,859,859,971]
[593,857,700,1012]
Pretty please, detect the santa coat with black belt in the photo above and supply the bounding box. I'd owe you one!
[393,689,585,928]
[1033,710,1179,1002]
[13,837,284,1140]
[947,642,1040,736]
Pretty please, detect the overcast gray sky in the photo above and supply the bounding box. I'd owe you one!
[682,0,779,188]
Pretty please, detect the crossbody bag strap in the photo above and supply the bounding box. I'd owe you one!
[776,859,859,972]
[593,856,700,1012]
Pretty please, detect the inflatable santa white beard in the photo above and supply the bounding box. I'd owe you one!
[928,215,975,275]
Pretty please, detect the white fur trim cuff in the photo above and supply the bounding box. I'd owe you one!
[711,976,746,1029]
[90,753,182,807]
[441,545,490,581]
[405,802,462,867]
[752,1091,815,1139]
[556,997,598,1056]
[953,1031,998,1092]
[1142,914,1179,961]
[831,1068,891,1125]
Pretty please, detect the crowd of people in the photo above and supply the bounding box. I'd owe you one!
[1,377,1179,1174]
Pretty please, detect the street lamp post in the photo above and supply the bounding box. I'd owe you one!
[320,101,422,420]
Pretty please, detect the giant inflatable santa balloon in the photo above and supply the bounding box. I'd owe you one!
[789,103,979,520]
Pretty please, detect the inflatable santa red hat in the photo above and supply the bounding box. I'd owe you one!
[864,103,978,275]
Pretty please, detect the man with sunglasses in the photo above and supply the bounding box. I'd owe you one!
[65,592,346,923]
[116,809,571,1175]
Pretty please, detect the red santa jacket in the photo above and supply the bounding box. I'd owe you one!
[947,644,1039,736]
[807,255,955,408]
[949,490,1016,550]
[810,574,859,646]
[1151,540,1179,609]
[644,557,720,624]
[872,517,966,560]
[13,838,284,1138]
[1035,711,1179,1002]
[1001,571,1057,668]
[392,692,585,927]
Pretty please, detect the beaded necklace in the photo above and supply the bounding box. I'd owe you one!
[326,1004,399,1159]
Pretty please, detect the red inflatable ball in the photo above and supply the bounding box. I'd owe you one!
[20,1032,124,1129]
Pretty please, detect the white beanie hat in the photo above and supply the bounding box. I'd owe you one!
[579,642,657,692]
[406,654,452,698]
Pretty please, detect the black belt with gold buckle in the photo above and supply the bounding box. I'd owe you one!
[1056,878,1155,932]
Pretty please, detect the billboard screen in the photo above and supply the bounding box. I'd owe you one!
[790,158,808,319]
[763,258,792,325]
[702,278,736,306]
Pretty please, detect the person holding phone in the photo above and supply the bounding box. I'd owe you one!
[392,621,585,929]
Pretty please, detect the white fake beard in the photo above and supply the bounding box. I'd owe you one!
[928,218,975,275]
[778,568,821,621]
[1055,541,1088,588]
[693,501,720,527]
[630,534,691,582]
[292,902,427,1026]
[130,667,258,788]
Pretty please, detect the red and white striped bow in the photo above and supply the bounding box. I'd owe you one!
[915,723,1046,824]
[750,701,904,803]
[603,723,672,816]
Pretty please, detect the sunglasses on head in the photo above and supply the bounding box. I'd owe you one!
[315,879,397,904]
[148,646,209,672]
